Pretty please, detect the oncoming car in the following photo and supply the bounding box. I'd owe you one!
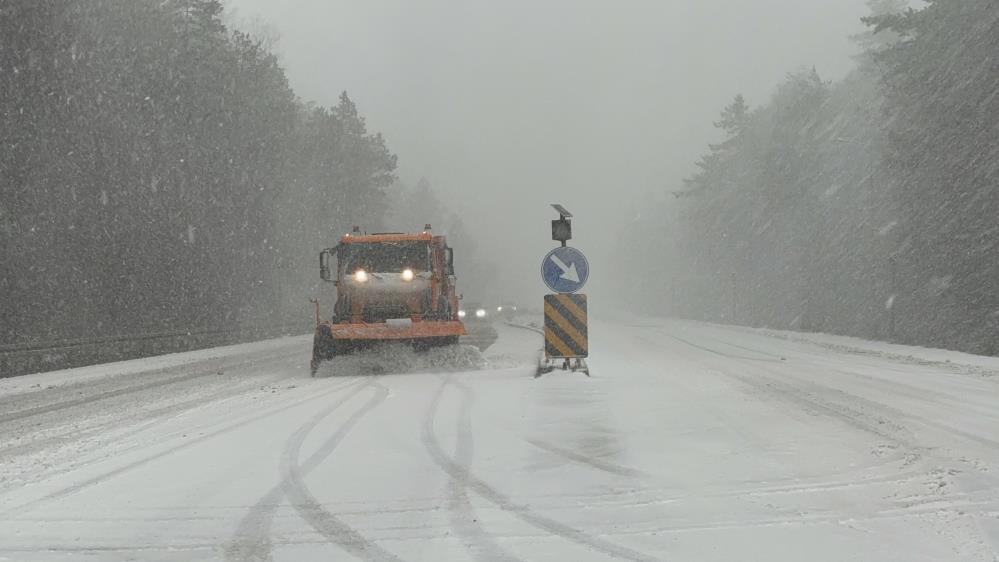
[459,301,489,322]
[495,301,519,319]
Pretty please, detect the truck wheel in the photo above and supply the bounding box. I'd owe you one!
[311,325,336,377]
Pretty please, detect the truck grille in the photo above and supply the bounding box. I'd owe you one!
[361,304,410,323]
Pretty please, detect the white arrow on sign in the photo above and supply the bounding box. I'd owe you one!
[549,254,581,283]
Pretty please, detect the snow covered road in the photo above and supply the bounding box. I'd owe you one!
[1,319,998,561]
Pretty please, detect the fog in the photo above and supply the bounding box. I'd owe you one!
[225,0,870,303]
[8,3,999,557]
[10,0,993,366]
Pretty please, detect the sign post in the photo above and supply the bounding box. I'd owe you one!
[539,204,590,377]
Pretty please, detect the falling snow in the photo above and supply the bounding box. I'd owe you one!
[2,1,999,559]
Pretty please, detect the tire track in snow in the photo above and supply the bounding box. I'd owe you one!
[666,333,913,446]
[6,498,998,557]
[666,330,999,557]
[225,379,396,562]
[524,438,646,479]
[567,496,999,537]
[422,377,659,562]
[0,349,302,425]
[672,328,999,476]
[681,325,999,419]
[0,369,296,460]
[422,376,522,562]
[670,324,999,448]
[666,333,784,364]
[636,331,918,486]
[281,382,399,561]
[0,377,362,519]
[716,321,999,381]
[789,361,999,450]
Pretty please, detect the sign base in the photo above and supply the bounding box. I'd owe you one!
[537,352,590,377]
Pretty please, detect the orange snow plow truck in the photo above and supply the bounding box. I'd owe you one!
[310,226,466,376]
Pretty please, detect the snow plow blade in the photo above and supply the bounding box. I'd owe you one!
[330,320,466,340]
[310,320,466,376]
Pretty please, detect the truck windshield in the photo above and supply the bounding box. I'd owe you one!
[340,241,430,273]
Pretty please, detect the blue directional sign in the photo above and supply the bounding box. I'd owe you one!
[542,246,589,293]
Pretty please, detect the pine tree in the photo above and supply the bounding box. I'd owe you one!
[853,0,911,56]
[867,0,999,350]
[0,0,399,366]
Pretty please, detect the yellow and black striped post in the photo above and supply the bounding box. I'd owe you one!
[544,294,588,359]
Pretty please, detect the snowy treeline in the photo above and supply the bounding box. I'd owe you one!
[0,1,397,347]
[621,0,999,354]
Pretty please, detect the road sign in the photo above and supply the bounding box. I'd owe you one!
[542,246,589,293]
[544,293,588,359]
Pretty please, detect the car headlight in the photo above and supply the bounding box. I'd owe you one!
[475,309,486,318]
[401,268,414,281]
[497,306,503,312]
[458,310,466,318]
[354,269,368,282]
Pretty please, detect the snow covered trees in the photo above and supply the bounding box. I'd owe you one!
[637,0,999,354]
[0,1,396,350]
[869,0,999,351]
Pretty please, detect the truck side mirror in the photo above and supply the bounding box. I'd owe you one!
[319,249,334,282]
[445,248,454,276]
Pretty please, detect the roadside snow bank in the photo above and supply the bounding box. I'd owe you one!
[672,319,999,380]
[0,335,310,398]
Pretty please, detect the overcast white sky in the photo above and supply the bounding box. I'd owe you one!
[225,0,872,301]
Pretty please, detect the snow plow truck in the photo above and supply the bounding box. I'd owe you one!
[310,226,466,376]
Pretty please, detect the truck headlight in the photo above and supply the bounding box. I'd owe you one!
[475,309,486,318]
[458,310,466,318]
[401,268,414,281]
[354,269,368,282]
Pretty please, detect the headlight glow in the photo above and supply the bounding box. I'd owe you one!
[354,269,368,282]
[497,306,503,312]
[401,268,414,281]
[475,309,486,318]
[458,310,466,318]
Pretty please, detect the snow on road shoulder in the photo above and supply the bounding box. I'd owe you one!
[485,320,544,370]
[0,335,311,398]
[660,317,999,381]
[742,326,999,379]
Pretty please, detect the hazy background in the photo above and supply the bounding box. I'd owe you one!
[224,0,871,303]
